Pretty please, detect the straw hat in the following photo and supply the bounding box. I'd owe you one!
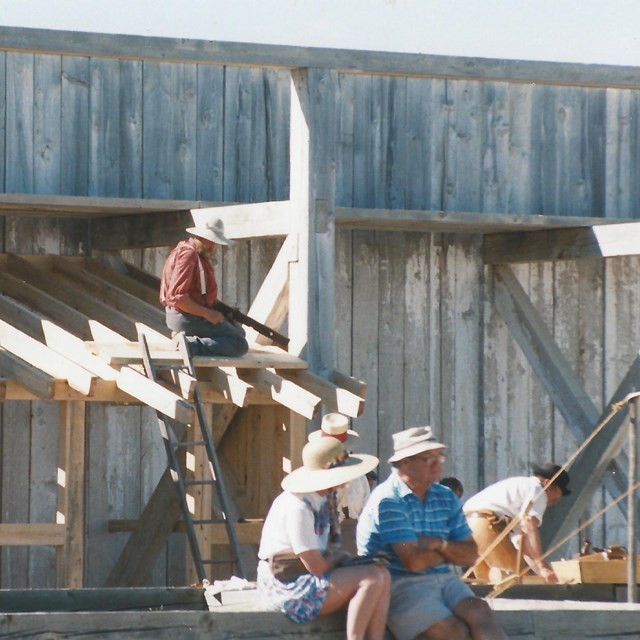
[282,437,378,493]
[388,426,445,463]
[308,413,359,445]
[186,218,234,246]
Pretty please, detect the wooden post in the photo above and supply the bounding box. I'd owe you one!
[288,67,337,466]
[56,401,85,587]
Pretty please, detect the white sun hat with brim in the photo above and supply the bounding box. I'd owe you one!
[282,437,378,494]
[186,218,234,246]
[388,426,446,463]
[308,412,359,445]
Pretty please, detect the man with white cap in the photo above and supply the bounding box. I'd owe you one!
[357,426,507,640]
[463,462,571,584]
[160,219,248,356]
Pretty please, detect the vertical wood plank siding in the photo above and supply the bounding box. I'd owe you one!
[0,48,640,585]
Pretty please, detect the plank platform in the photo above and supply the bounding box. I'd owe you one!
[0,587,639,639]
[87,342,308,369]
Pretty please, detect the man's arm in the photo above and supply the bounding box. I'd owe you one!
[520,516,558,583]
[391,535,478,573]
[174,296,224,325]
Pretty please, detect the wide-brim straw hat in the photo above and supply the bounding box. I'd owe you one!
[186,218,234,246]
[308,412,360,445]
[388,426,446,463]
[282,437,378,493]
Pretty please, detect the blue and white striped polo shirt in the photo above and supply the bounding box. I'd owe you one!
[356,470,471,575]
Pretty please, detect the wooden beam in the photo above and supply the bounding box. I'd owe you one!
[88,342,308,369]
[0,265,94,340]
[541,356,640,549]
[2,26,640,89]
[3,255,141,341]
[492,265,632,537]
[483,222,640,264]
[85,258,162,309]
[0,523,66,546]
[56,402,86,587]
[105,404,240,586]
[288,68,337,372]
[239,368,321,420]
[0,319,96,396]
[201,367,251,408]
[0,192,214,216]
[104,468,183,587]
[47,256,167,334]
[244,235,294,345]
[332,370,368,401]
[92,200,291,249]
[336,207,623,235]
[41,321,118,381]
[190,201,292,240]
[92,210,191,250]
[116,366,195,424]
[107,519,263,544]
[278,369,364,418]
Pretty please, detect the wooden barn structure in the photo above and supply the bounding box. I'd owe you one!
[0,25,640,593]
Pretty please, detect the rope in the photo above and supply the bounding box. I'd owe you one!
[463,391,638,582]
[485,479,640,599]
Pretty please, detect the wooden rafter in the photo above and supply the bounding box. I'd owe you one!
[493,264,640,549]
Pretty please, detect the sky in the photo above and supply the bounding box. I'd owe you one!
[1,0,639,66]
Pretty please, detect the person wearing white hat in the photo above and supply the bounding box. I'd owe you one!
[257,437,390,640]
[159,219,248,356]
[309,414,372,520]
[357,426,507,640]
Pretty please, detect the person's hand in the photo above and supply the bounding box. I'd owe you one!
[206,309,225,325]
[330,549,353,568]
[539,565,558,583]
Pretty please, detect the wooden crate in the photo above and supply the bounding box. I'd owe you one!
[552,555,640,584]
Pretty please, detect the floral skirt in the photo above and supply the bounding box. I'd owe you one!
[256,560,329,624]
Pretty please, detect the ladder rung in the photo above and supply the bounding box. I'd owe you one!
[174,440,207,448]
[202,558,239,565]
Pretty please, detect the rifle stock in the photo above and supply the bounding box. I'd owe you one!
[212,300,289,349]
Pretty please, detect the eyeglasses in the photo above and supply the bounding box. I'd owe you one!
[412,454,446,466]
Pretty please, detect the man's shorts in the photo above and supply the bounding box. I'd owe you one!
[387,571,475,640]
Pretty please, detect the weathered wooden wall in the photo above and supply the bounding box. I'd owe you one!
[0,38,639,587]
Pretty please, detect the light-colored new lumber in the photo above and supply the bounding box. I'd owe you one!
[279,369,364,417]
[190,200,291,240]
[239,368,321,419]
[0,523,66,546]
[245,234,294,345]
[4,255,140,341]
[0,319,96,396]
[42,321,118,380]
[87,342,308,369]
[332,370,368,400]
[48,255,167,334]
[116,366,195,424]
[201,367,251,407]
[56,401,85,587]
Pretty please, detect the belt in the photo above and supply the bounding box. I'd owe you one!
[465,510,498,519]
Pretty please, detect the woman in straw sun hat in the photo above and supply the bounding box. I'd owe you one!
[257,437,390,640]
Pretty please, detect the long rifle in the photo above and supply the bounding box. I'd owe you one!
[212,300,289,349]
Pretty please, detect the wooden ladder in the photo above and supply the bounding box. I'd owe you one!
[138,330,245,584]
